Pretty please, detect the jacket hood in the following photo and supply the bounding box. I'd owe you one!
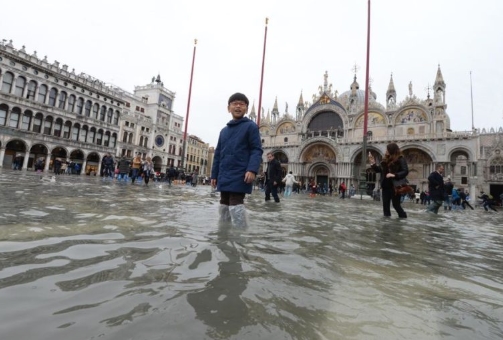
[227,116,250,126]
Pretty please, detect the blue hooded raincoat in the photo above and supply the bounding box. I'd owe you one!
[211,117,263,194]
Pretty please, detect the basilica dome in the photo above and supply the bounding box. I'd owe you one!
[339,89,377,107]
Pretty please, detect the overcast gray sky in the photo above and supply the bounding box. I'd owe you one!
[2,0,502,147]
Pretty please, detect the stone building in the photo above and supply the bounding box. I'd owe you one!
[0,40,188,175]
[256,70,503,199]
[184,134,210,179]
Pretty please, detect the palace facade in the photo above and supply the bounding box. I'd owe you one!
[254,70,503,198]
[0,40,195,176]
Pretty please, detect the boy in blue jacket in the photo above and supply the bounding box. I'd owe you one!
[211,93,263,227]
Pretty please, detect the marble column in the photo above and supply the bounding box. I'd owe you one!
[0,147,5,168]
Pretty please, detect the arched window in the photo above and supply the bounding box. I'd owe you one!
[76,97,84,114]
[110,133,117,148]
[284,137,288,143]
[1,72,14,93]
[144,137,148,147]
[139,136,144,146]
[122,131,128,143]
[128,132,133,144]
[80,126,88,142]
[10,107,21,128]
[43,116,53,135]
[33,113,43,133]
[100,106,106,121]
[68,95,76,112]
[72,124,80,141]
[103,131,110,146]
[63,121,71,138]
[27,80,37,100]
[113,110,120,125]
[21,110,33,130]
[88,128,96,143]
[0,104,8,126]
[107,108,113,123]
[14,77,26,97]
[96,129,103,145]
[58,91,67,109]
[54,118,63,137]
[367,130,373,140]
[93,103,99,119]
[84,100,92,116]
[490,157,503,178]
[48,88,58,106]
[38,84,48,103]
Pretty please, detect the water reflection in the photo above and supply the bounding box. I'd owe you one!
[0,169,502,340]
[187,225,250,338]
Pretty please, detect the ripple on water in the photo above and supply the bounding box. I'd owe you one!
[20,209,49,217]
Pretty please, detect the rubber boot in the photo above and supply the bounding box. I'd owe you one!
[229,204,249,229]
[219,204,231,222]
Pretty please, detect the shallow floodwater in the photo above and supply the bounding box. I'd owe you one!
[0,169,502,340]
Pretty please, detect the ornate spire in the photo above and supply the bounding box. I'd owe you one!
[298,91,304,106]
[249,102,256,121]
[387,73,396,95]
[386,73,397,110]
[433,65,446,107]
[434,64,445,87]
[273,97,278,111]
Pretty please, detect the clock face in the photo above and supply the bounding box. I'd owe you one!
[155,135,164,147]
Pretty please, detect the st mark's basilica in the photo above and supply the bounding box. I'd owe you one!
[253,70,503,199]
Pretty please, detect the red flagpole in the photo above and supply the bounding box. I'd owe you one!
[363,1,371,137]
[257,18,269,126]
[359,0,371,198]
[181,39,197,170]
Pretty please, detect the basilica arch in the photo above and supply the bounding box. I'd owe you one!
[307,111,344,138]
[307,163,332,188]
[447,147,474,183]
[401,147,434,190]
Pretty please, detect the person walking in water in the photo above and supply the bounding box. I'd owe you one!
[265,152,283,203]
[131,154,142,184]
[142,156,153,186]
[426,164,445,214]
[369,143,409,218]
[211,93,263,228]
[282,171,298,198]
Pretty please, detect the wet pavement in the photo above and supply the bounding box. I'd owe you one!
[0,169,502,340]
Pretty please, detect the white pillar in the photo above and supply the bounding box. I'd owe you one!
[0,147,5,168]
[22,151,29,170]
[45,154,51,172]
[80,160,86,175]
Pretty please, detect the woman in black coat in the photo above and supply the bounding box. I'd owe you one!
[369,143,409,218]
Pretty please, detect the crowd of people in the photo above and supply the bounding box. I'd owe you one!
[97,152,202,187]
[50,158,81,175]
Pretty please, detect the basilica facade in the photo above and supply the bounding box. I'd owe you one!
[254,69,503,199]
